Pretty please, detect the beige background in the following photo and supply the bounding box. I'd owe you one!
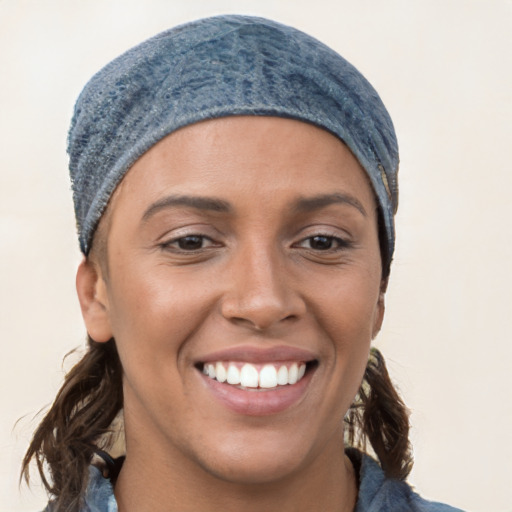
[1,1,511,510]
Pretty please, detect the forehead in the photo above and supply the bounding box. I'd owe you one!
[109,116,376,214]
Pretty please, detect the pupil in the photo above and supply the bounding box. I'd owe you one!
[311,236,332,250]
[178,236,203,250]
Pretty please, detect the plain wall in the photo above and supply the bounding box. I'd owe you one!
[1,1,511,510]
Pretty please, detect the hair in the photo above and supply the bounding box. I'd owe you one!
[21,338,123,511]
[345,347,413,480]
[377,207,392,280]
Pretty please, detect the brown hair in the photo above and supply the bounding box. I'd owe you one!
[345,347,413,480]
[21,337,123,511]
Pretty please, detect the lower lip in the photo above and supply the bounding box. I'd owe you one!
[200,369,314,416]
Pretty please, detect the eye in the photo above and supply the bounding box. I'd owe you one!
[161,234,217,252]
[308,235,336,250]
[176,235,207,250]
[296,234,350,251]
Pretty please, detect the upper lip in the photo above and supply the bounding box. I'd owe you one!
[195,345,318,364]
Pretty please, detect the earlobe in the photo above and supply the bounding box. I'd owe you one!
[76,257,113,343]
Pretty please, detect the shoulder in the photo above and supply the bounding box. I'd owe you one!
[348,450,465,512]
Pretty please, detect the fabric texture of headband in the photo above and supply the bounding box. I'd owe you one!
[68,14,399,259]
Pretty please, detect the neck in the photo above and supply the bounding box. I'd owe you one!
[115,438,357,512]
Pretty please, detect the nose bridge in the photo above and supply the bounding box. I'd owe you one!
[221,237,304,329]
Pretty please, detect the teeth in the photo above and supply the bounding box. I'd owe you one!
[202,361,308,389]
[226,365,241,385]
[276,365,288,385]
[259,365,277,388]
[288,363,298,384]
[240,364,259,388]
[216,362,227,383]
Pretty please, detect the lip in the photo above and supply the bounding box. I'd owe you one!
[200,368,314,416]
[196,345,317,364]
[195,345,318,416]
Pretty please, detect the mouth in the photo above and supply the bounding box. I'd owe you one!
[197,360,318,390]
[194,347,318,416]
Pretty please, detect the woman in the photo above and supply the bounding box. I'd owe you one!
[22,15,463,512]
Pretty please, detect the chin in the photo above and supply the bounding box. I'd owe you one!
[190,430,319,486]
[201,453,305,486]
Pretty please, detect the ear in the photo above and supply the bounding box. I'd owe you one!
[76,257,113,343]
[371,278,387,339]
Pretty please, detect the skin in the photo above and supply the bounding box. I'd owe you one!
[77,116,385,512]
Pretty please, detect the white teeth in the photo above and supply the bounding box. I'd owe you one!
[203,361,308,389]
[240,364,259,388]
[226,365,241,385]
[288,363,299,384]
[276,365,288,385]
[216,362,227,383]
[259,365,278,388]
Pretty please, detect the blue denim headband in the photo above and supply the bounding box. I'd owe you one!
[68,14,399,259]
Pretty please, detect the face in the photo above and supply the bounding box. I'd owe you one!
[79,116,384,485]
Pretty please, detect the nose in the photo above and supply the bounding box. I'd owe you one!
[220,244,306,331]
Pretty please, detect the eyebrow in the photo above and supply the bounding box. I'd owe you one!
[141,191,367,223]
[293,193,367,217]
[141,195,231,222]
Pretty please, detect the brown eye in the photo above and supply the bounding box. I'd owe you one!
[295,234,351,252]
[177,235,206,250]
[160,233,221,254]
[308,236,335,250]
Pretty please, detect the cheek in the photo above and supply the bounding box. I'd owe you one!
[313,262,381,340]
[311,269,380,398]
[104,267,214,427]
[105,263,232,422]
[109,259,204,327]
[105,264,214,374]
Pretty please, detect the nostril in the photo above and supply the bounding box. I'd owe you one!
[224,310,302,332]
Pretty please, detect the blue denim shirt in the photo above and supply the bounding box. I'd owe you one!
[45,452,464,512]
[351,453,464,512]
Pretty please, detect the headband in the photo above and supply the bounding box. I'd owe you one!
[68,14,399,259]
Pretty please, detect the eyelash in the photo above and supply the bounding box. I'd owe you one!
[295,234,351,251]
[160,233,351,253]
[160,234,217,252]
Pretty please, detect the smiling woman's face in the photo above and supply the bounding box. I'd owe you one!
[79,116,384,486]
